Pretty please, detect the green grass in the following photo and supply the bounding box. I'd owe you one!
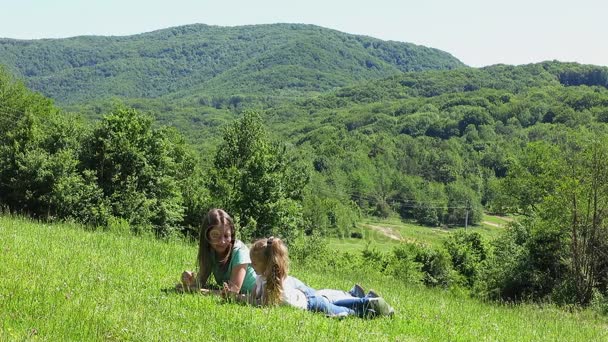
[2,215,607,341]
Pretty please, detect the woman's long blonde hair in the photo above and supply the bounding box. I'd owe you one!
[196,208,236,287]
[250,237,289,306]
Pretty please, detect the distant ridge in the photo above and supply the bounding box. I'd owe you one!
[0,23,465,104]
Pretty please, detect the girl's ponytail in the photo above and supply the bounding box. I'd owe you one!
[252,236,289,306]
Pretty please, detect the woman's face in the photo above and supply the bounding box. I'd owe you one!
[207,225,232,255]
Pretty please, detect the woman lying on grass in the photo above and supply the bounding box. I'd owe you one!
[178,209,256,295]
[229,236,394,318]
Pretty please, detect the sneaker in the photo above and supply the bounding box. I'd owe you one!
[348,284,366,298]
[366,297,395,317]
[366,290,379,298]
[326,311,350,319]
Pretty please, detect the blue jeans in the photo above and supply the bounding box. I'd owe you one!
[330,298,376,317]
[307,293,355,316]
[291,278,371,317]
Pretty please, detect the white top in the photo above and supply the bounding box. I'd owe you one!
[254,275,308,309]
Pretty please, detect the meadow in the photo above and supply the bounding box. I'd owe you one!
[1,215,607,341]
[329,214,510,252]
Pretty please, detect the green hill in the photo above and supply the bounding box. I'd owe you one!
[0,23,464,105]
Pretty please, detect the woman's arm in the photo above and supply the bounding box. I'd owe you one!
[181,264,248,296]
[224,263,248,294]
[223,282,260,305]
[175,271,198,292]
[177,270,214,292]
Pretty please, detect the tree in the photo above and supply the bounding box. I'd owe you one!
[83,106,189,236]
[496,129,608,304]
[209,111,309,240]
[445,180,482,226]
[542,132,608,304]
[0,68,93,221]
[412,182,447,226]
[498,141,561,216]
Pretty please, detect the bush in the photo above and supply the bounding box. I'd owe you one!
[387,245,423,284]
[288,232,330,266]
[476,222,532,301]
[361,245,391,273]
[413,246,454,287]
[444,231,487,287]
[591,289,608,316]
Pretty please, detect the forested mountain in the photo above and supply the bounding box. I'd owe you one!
[0,23,464,105]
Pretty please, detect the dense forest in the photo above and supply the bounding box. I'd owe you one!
[2,25,608,308]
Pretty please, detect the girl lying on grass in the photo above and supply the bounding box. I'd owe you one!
[178,209,256,295]
[230,236,394,318]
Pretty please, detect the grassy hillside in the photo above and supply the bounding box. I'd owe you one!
[0,23,464,105]
[1,216,606,341]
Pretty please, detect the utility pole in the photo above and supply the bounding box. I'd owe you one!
[464,201,469,231]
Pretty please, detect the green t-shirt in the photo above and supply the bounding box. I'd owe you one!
[210,240,256,294]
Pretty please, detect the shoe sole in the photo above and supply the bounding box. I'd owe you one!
[367,298,395,317]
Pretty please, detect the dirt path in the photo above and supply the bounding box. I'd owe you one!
[362,224,403,241]
[482,215,513,228]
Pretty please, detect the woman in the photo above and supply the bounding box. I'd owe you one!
[180,208,256,294]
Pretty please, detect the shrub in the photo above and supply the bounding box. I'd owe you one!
[388,245,423,284]
[413,246,454,287]
[444,231,487,287]
[476,222,532,301]
[288,232,330,266]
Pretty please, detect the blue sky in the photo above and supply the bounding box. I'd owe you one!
[0,0,605,67]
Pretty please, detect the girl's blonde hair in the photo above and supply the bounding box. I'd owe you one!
[196,208,236,287]
[250,237,289,306]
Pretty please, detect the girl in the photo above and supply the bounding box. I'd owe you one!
[180,208,257,294]
[246,236,394,318]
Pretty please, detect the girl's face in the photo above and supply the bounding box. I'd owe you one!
[207,225,232,255]
[250,254,266,275]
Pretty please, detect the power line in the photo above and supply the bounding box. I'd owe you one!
[347,192,472,209]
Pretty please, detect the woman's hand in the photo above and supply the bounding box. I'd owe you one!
[221,281,243,302]
[221,282,234,297]
[181,271,195,287]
